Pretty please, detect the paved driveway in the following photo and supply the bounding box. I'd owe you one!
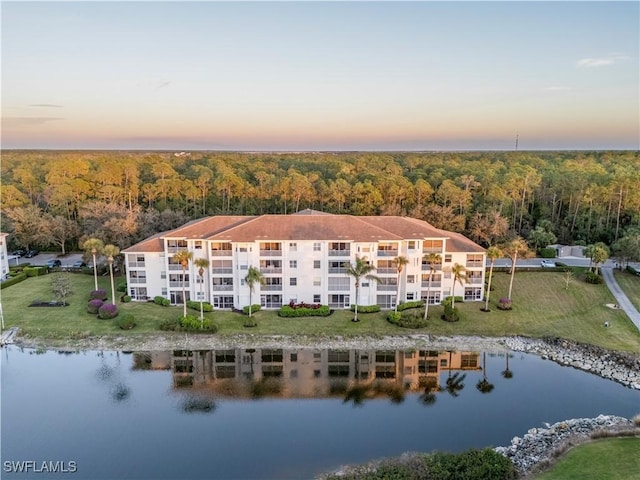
[601,267,640,332]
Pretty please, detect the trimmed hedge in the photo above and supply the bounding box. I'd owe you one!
[116,314,136,330]
[243,304,261,315]
[87,299,104,314]
[397,300,425,311]
[349,304,380,313]
[160,315,218,332]
[98,303,119,319]
[443,304,460,322]
[1,273,27,289]
[90,289,108,301]
[121,295,132,303]
[187,300,213,312]
[23,266,48,277]
[584,271,604,284]
[154,296,171,306]
[279,305,331,317]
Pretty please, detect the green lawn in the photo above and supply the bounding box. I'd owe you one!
[614,270,640,312]
[1,270,639,352]
[534,437,640,480]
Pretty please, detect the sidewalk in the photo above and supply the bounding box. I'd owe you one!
[601,267,640,333]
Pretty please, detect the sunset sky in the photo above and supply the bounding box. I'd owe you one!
[2,1,638,151]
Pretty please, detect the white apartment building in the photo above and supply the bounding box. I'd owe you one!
[0,233,9,280]
[122,210,486,310]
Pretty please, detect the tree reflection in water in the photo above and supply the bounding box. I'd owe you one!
[476,352,495,394]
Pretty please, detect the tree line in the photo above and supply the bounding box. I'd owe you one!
[1,150,639,256]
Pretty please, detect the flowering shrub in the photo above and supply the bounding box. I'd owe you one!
[90,289,108,301]
[98,302,119,319]
[497,298,513,310]
[87,299,104,314]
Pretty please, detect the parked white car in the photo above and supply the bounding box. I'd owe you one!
[540,260,557,268]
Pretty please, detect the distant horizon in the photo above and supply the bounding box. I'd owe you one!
[2,2,638,151]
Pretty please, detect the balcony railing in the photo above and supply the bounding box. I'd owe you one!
[468,277,484,284]
[128,261,145,268]
[211,267,233,274]
[377,285,397,291]
[129,278,147,284]
[376,268,396,275]
[168,264,183,270]
[328,267,347,274]
[212,285,233,291]
[259,250,282,257]
[421,281,441,288]
[328,249,351,257]
[261,267,283,274]
[169,281,189,288]
[421,264,442,271]
[261,285,282,291]
[211,250,232,256]
[377,250,398,257]
[422,247,443,254]
[466,261,484,268]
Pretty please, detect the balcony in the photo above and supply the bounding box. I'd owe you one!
[212,285,233,291]
[168,264,183,270]
[211,250,232,256]
[211,267,233,274]
[128,261,145,268]
[169,281,190,288]
[259,250,282,257]
[466,261,484,268]
[468,277,484,284]
[261,267,283,274]
[328,267,347,274]
[422,247,443,254]
[421,264,442,271]
[129,278,147,284]
[377,250,398,257]
[421,281,441,288]
[328,249,351,257]
[261,285,283,291]
[377,285,397,291]
[376,268,396,275]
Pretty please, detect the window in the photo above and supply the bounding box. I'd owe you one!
[239,246,248,252]
[376,295,396,309]
[461,354,478,368]
[194,241,202,249]
[408,240,417,250]
[464,287,482,301]
[314,260,321,269]
[445,254,452,263]
[328,294,350,308]
[444,271,451,279]
[195,291,205,300]
[313,242,321,251]
[161,271,166,279]
[328,277,350,291]
[290,353,298,362]
[406,293,415,300]
[289,242,297,251]
[407,275,415,284]
[290,370,298,378]
[240,265,248,270]
[260,294,282,308]
[290,277,297,286]
[161,288,167,296]
[261,349,284,363]
[313,277,321,286]
[313,294,321,303]
[212,296,234,309]
[422,239,443,253]
[289,260,297,268]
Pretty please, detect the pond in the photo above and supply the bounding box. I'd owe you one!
[2,346,638,479]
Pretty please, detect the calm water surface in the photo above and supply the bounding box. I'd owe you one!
[2,346,638,479]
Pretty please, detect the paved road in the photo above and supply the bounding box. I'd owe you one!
[601,267,640,333]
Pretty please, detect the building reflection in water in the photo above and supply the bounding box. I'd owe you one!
[133,349,483,403]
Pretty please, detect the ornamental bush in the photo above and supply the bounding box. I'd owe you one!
[154,296,170,306]
[159,318,181,331]
[121,295,132,303]
[243,304,261,315]
[179,315,218,332]
[116,314,136,330]
[116,281,127,292]
[388,309,429,328]
[98,302,119,319]
[87,299,104,314]
[279,304,331,317]
[397,300,425,311]
[349,304,380,313]
[443,304,460,322]
[584,272,604,284]
[90,289,108,301]
[441,296,464,308]
[187,300,213,312]
[497,298,513,310]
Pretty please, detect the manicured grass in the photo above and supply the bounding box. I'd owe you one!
[2,270,639,352]
[614,270,640,312]
[534,437,640,480]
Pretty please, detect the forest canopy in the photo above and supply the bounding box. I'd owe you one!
[1,150,639,254]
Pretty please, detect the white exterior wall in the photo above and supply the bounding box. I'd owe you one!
[0,233,9,280]
[127,238,485,310]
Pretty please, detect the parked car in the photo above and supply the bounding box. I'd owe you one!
[11,249,26,257]
[540,260,556,268]
[25,249,39,258]
[73,260,87,268]
[46,259,62,268]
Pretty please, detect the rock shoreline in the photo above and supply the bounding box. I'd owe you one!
[494,414,638,477]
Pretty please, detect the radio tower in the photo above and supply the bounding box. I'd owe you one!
[515,132,519,151]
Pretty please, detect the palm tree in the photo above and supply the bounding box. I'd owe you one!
[82,238,104,291]
[450,263,467,309]
[194,258,210,326]
[244,266,264,317]
[419,377,441,406]
[102,244,120,304]
[173,250,194,317]
[391,256,409,312]
[445,372,466,398]
[343,256,380,322]
[483,246,502,311]
[476,352,495,394]
[423,253,442,320]
[504,237,528,300]
[502,353,513,379]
